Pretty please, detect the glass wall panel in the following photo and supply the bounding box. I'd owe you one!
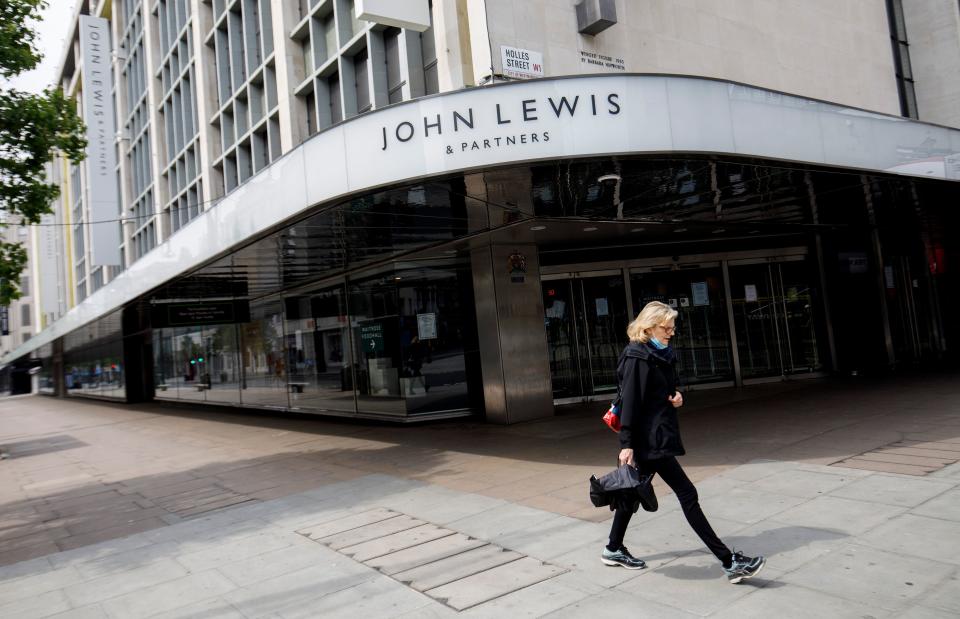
[284,285,356,413]
[36,343,55,394]
[202,324,242,405]
[396,263,474,415]
[239,300,288,408]
[153,328,179,400]
[172,326,207,401]
[63,312,125,400]
[348,261,477,418]
[349,274,404,417]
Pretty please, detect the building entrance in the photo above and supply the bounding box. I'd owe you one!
[541,272,629,400]
[541,250,827,402]
[728,257,824,380]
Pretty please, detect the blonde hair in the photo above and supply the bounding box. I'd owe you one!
[627,301,678,343]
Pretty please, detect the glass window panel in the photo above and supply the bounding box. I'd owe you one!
[349,274,404,417]
[153,328,179,399]
[284,285,356,413]
[239,300,289,408]
[203,323,242,405]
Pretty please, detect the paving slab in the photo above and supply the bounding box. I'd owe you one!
[98,569,237,618]
[62,558,189,608]
[720,519,848,574]
[221,563,376,618]
[771,494,908,536]
[394,545,523,592]
[910,487,960,521]
[426,556,566,611]
[919,569,960,615]
[859,513,960,565]
[214,539,342,588]
[711,582,889,619]
[462,571,601,618]
[786,543,955,611]
[543,588,699,618]
[827,473,955,508]
[0,588,72,619]
[616,550,759,616]
[275,576,435,619]
[746,468,859,499]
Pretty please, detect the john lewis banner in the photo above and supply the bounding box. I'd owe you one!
[79,15,121,266]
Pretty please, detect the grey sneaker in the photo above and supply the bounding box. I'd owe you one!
[723,551,765,583]
[601,546,647,569]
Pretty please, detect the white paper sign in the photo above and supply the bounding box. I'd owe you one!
[679,297,690,307]
[417,313,437,340]
[595,297,609,316]
[691,282,709,306]
[501,46,544,80]
[744,285,758,302]
[668,298,678,308]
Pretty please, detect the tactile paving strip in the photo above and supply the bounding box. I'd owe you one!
[296,508,566,611]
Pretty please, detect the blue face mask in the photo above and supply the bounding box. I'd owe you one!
[649,336,668,350]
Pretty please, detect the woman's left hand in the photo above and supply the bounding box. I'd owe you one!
[668,391,683,408]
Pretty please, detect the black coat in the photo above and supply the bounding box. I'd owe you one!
[617,341,685,460]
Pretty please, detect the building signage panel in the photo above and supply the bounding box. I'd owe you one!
[501,46,544,80]
[38,214,60,314]
[151,301,251,327]
[0,306,8,336]
[79,15,121,266]
[359,322,385,353]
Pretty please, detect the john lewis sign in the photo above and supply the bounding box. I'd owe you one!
[79,15,121,266]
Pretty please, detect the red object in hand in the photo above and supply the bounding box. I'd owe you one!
[603,406,621,432]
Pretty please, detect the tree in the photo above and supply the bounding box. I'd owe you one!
[0,0,86,304]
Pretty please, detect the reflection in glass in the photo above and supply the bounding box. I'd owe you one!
[284,286,356,413]
[631,267,733,385]
[729,260,822,379]
[239,301,288,408]
[203,324,241,405]
[348,262,476,417]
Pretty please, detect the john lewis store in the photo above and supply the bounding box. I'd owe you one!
[10,75,960,423]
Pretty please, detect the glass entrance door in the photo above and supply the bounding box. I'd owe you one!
[542,273,628,399]
[728,258,824,379]
[630,264,734,385]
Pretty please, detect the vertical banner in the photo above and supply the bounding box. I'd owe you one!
[79,15,121,266]
[38,214,61,314]
[0,306,8,336]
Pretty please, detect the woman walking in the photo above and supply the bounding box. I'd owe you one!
[601,301,765,584]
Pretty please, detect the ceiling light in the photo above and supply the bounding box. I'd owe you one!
[674,228,688,233]
[394,276,402,280]
[530,225,547,231]
[583,226,598,232]
[712,228,726,234]
[630,227,645,233]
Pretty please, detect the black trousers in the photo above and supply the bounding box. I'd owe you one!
[607,456,732,565]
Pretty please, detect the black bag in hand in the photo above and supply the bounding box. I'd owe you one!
[589,464,658,513]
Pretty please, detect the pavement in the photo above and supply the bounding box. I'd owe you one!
[1,371,959,618]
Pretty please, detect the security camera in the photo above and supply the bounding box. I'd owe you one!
[597,174,621,185]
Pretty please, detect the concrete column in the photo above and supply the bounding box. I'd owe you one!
[471,243,553,424]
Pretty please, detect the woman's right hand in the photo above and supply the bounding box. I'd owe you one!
[619,448,635,467]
